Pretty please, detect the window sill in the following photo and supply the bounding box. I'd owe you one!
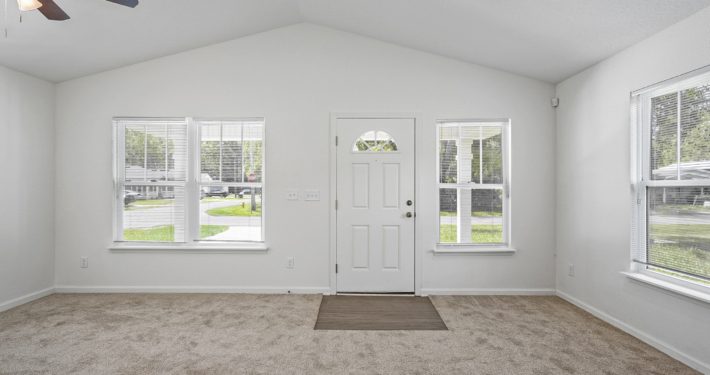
[622,272,710,304]
[109,242,269,253]
[432,246,516,255]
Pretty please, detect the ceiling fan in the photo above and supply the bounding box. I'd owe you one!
[16,0,139,21]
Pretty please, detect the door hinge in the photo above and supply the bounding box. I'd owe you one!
[335,264,338,273]
[335,136,339,146]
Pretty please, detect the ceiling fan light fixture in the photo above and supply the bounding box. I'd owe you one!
[17,0,43,11]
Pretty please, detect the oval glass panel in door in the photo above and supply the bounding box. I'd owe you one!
[352,130,398,152]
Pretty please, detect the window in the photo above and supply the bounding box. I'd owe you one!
[114,117,264,244]
[632,68,710,289]
[352,130,398,152]
[437,119,510,247]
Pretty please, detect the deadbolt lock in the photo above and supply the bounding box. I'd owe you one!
[406,200,413,206]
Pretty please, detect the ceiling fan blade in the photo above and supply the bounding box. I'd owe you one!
[105,0,139,7]
[37,0,70,20]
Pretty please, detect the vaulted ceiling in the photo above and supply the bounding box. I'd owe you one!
[1,0,709,83]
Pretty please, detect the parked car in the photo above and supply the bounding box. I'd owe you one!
[200,173,229,197]
[203,185,229,197]
[124,190,142,205]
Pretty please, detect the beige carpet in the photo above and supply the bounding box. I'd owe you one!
[0,294,697,374]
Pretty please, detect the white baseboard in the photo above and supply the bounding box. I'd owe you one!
[54,285,331,294]
[0,287,55,313]
[421,288,555,296]
[556,290,709,374]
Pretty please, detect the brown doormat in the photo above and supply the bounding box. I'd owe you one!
[314,295,448,330]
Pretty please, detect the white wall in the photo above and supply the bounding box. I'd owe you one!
[54,23,556,293]
[0,66,55,309]
[555,7,710,372]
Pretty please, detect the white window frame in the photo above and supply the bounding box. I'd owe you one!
[112,117,267,251]
[630,66,710,298]
[435,118,512,253]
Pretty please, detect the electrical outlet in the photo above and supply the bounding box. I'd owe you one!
[287,257,295,269]
[287,191,299,201]
[80,257,89,269]
[568,264,575,277]
[304,190,320,201]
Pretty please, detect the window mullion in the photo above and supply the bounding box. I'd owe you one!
[164,121,169,182]
[143,124,148,181]
[676,90,681,180]
[186,118,200,242]
[219,122,223,182]
[114,122,126,242]
[479,127,483,184]
[241,124,245,182]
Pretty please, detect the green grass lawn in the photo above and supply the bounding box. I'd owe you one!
[650,224,710,242]
[132,199,173,206]
[206,203,262,217]
[440,211,502,217]
[439,224,503,243]
[200,225,230,238]
[123,225,228,241]
[125,199,174,211]
[653,204,710,215]
[201,194,254,202]
[648,223,710,282]
[201,196,234,203]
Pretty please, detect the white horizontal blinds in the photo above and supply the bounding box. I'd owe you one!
[438,121,506,244]
[679,83,710,180]
[649,92,678,180]
[123,119,187,182]
[198,119,263,242]
[117,118,188,242]
[635,70,710,283]
[439,126,458,183]
[480,126,503,184]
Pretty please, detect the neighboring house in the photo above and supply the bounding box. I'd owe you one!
[125,165,179,199]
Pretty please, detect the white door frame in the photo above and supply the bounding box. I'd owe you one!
[329,112,422,295]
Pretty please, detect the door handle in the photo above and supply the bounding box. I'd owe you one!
[405,212,413,218]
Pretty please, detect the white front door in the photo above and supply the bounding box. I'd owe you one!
[336,118,415,293]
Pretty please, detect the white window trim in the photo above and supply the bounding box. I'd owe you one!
[628,66,710,297]
[112,116,266,251]
[432,247,516,254]
[623,272,710,304]
[434,118,513,253]
[109,242,269,252]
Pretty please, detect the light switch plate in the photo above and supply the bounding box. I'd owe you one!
[287,191,299,201]
[304,190,320,201]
